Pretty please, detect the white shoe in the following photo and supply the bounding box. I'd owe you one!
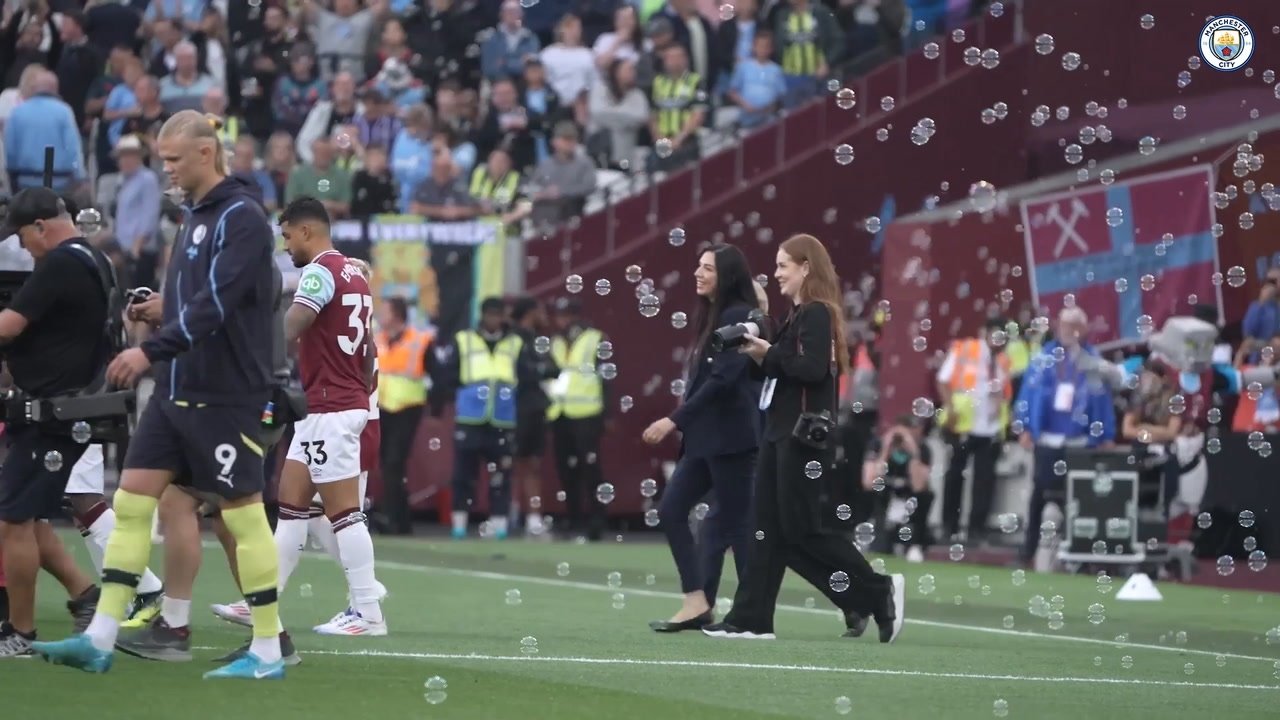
[211,600,252,627]
[313,611,388,637]
[905,545,925,563]
[319,608,352,629]
[886,573,906,644]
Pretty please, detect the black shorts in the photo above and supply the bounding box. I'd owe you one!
[0,426,89,522]
[125,395,267,501]
[514,410,547,458]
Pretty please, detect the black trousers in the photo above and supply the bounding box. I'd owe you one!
[725,437,888,634]
[378,405,423,534]
[451,425,513,515]
[942,432,1001,540]
[552,416,605,540]
[658,450,755,608]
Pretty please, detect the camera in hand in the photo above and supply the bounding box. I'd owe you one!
[710,309,767,351]
[793,409,835,450]
[126,286,154,305]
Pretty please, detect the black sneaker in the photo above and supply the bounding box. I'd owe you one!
[214,631,302,667]
[115,615,193,662]
[67,585,100,634]
[0,622,34,658]
[874,574,906,644]
[842,610,869,638]
[701,622,776,640]
[127,589,164,623]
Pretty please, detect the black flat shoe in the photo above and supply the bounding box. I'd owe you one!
[842,610,869,638]
[649,611,713,633]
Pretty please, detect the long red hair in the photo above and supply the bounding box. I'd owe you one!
[780,234,850,374]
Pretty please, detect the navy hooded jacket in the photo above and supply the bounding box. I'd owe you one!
[140,175,276,406]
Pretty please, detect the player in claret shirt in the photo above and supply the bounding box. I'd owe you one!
[273,197,386,636]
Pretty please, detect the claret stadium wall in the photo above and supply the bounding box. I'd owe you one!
[396,0,1280,518]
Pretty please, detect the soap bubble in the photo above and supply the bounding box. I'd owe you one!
[423,676,448,704]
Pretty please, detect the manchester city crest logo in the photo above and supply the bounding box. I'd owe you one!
[1200,16,1254,72]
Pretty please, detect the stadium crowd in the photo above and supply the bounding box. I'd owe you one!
[0,0,997,286]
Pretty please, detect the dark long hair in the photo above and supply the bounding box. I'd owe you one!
[691,243,759,356]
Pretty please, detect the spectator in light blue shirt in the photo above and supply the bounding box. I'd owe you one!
[158,41,216,115]
[146,0,209,27]
[4,70,83,192]
[482,1,542,82]
[111,135,163,287]
[726,32,786,130]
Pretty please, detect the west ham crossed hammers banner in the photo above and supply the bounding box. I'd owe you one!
[1019,165,1222,346]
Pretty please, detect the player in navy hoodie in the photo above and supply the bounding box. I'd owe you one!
[34,111,287,681]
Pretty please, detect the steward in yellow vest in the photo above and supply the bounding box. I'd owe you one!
[443,298,540,540]
[547,296,609,540]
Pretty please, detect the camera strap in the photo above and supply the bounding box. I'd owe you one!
[793,308,839,416]
[58,241,126,388]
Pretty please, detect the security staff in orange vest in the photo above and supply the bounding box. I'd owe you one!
[935,316,1013,545]
[374,296,434,535]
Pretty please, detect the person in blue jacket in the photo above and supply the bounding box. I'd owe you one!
[642,243,762,632]
[1013,306,1116,565]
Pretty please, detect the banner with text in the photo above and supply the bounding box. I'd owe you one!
[274,216,504,340]
[1020,165,1220,345]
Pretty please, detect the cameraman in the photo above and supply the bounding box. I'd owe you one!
[0,188,112,657]
[703,234,904,644]
[863,415,934,562]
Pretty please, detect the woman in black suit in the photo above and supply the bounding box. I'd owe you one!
[641,244,761,632]
[703,234,906,643]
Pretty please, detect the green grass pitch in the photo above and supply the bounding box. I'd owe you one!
[7,533,1280,719]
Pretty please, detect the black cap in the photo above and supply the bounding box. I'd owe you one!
[0,187,68,239]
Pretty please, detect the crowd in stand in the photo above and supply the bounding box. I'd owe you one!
[0,0,944,286]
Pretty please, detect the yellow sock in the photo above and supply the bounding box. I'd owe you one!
[220,503,280,640]
[98,490,158,621]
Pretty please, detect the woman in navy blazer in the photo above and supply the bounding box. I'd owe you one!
[642,243,762,632]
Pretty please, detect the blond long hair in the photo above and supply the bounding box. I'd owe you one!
[158,110,229,175]
[780,234,850,374]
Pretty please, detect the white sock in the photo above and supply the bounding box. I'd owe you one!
[137,569,163,595]
[84,613,120,652]
[334,522,383,623]
[161,597,191,628]
[526,513,544,533]
[451,511,467,533]
[250,634,282,664]
[491,516,509,535]
[273,517,308,634]
[81,507,114,577]
[307,515,341,563]
[274,518,308,592]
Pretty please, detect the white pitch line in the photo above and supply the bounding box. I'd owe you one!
[357,557,1280,666]
[253,647,1280,691]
